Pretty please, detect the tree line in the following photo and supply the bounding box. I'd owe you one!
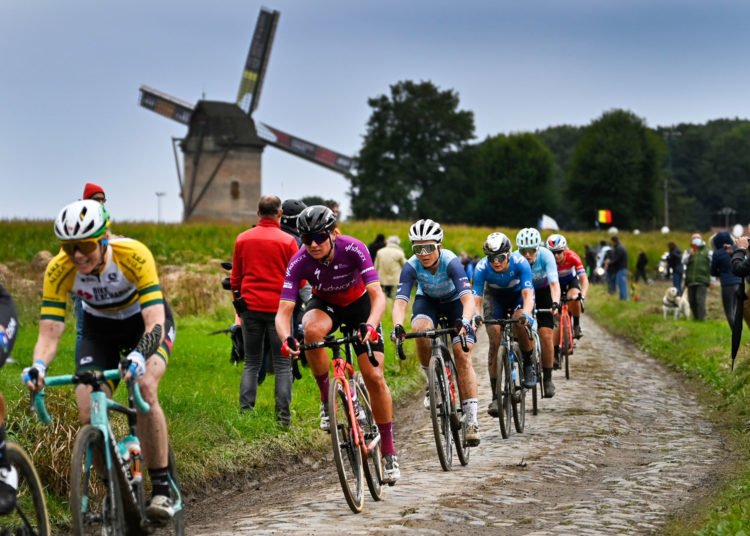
[348,80,750,231]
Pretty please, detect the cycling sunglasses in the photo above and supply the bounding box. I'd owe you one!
[519,247,538,256]
[301,232,330,246]
[61,239,101,257]
[487,252,509,263]
[412,244,439,256]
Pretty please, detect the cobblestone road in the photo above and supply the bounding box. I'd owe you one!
[190,317,722,535]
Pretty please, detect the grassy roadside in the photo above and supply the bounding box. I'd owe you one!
[586,282,750,535]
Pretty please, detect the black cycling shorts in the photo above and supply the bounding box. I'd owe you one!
[485,290,524,320]
[412,295,476,345]
[560,278,581,295]
[534,286,554,330]
[305,293,385,356]
[77,302,175,373]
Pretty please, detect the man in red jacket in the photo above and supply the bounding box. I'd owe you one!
[231,196,299,426]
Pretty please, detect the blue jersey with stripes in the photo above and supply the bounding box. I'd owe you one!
[472,252,533,296]
[396,249,472,303]
[528,247,559,289]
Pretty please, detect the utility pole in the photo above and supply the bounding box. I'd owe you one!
[663,129,681,229]
[155,192,166,223]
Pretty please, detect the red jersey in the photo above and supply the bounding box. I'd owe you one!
[231,218,299,313]
[555,249,586,285]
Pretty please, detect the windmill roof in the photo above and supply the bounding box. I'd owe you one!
[186,101,265,147]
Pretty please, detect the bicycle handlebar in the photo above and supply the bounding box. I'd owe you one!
[34,369,151,425]
[394,324,469,360]
[298,326,379,367]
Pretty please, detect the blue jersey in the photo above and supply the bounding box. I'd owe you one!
[472,252,533,296]
[396,249,472,303]
[527,247,559,289]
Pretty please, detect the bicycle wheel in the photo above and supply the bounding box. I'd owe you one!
[496,345,513,439]
[71,424,126,536]
[511,343,526,434]
[562,316,572,380]
[428,352,453,471]
[328,377,364,513]
[0,442,51,536]
[355,374,383,501]
[446,352,470,466]
[532,334,542,415]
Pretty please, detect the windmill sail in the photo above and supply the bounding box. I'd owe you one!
[257,122,353,175]
[139,86,194,125]
[236,8,280,115]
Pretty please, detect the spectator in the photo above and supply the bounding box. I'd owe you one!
[324,199,340,220]
[610,236,628,300]
[584,244,597,281]
[729,235,750,331]
[374,236,406,299]
[667,241,684,294]
[460,252,475,282]
[82,182,107,203]
[713,231,743,328]
[635,249,649,284]
[684,233,710,321]
[231,196,299,426]
[368,233,386,263]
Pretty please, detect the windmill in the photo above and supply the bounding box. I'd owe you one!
[138,7,353,222]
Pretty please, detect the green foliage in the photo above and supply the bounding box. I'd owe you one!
[567,109,661,230]
[351,80,475,220]
[465,133,557,227]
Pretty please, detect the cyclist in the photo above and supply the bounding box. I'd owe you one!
[22,200,178,523]
[516,228,561,397]
[391,219,480,447]
[472,232,535,417]
[0,284,19,514]
[546,233,588,343]
[274,206,400,484]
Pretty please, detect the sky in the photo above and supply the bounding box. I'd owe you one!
[2,0,749,223]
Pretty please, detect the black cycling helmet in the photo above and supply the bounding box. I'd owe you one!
[281,199,307,228]
[297,205,337,235]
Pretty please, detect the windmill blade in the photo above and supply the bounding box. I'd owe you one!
[257,122,353,175]
[236,8,280,115]
[139,85,194,125]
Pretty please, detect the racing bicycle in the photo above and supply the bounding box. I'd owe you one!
[0,435,50,535]
[395,318,470,471]
[35,369,184,535]
[299,326,383,514]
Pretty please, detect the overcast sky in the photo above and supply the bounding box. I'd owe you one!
[2,0,748,222]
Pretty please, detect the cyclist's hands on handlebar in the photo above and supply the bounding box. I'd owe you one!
[120,350,147,381]
[391,324,405,343]
[360,323,380,344]
[551,302,561,316]
[22,360,47,391]
[518,312,534,326]
[472,314,483,329]
[281,336,300,357]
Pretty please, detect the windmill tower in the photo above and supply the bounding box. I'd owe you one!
[139,7,353,222]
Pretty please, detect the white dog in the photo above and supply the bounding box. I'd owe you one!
[662,287,691,320]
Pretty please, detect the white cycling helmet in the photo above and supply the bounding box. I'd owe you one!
[483,232,512,256]
[408,219,443,243]
[54,200,110,241]
[516,228,542,250]
[546,233,567,252]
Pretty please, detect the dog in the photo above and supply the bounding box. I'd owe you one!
[662,286,691,320]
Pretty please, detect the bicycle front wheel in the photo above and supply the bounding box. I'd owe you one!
[496,346,513,439]
[355,374,383,501]
[562,316,572,380]
[428,353,453,471]
[71,424,126,536]
[328,377,364,513]
[446,352,470,466]
[511,344,526,434]
[0,441,51,536]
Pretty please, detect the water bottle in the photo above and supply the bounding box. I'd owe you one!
[510,354,519,383]
[122,434,142,484]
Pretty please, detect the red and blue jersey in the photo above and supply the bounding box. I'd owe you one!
[555,249,586,285]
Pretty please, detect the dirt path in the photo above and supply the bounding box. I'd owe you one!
[188,317,723,535]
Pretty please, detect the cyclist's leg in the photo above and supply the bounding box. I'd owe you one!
[300,299,336,421]
[442,299,478,441]
[512,301,536,388]
[485,293,504,416]
[566,280,583,337]
[0,297,18,511]
[74,313,120,423]
[535,286,556,396]
[412,295,439,408]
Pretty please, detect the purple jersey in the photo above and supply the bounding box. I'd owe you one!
[280,235,379,307]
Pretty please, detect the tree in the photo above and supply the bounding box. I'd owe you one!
[464,133,557,227]
[567,110,661,229]
[349,80,475,220]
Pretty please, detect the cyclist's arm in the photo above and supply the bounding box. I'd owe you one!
[32,319,65,367]
[578,272,589,299]
[521,288,534,317]
[473,294,483,317]
[275,300,296,342]
[365,282,385,331]
[459,291,474,321]
[141,304,166,346]
[550,280,561,304]
[392,296,409,328]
